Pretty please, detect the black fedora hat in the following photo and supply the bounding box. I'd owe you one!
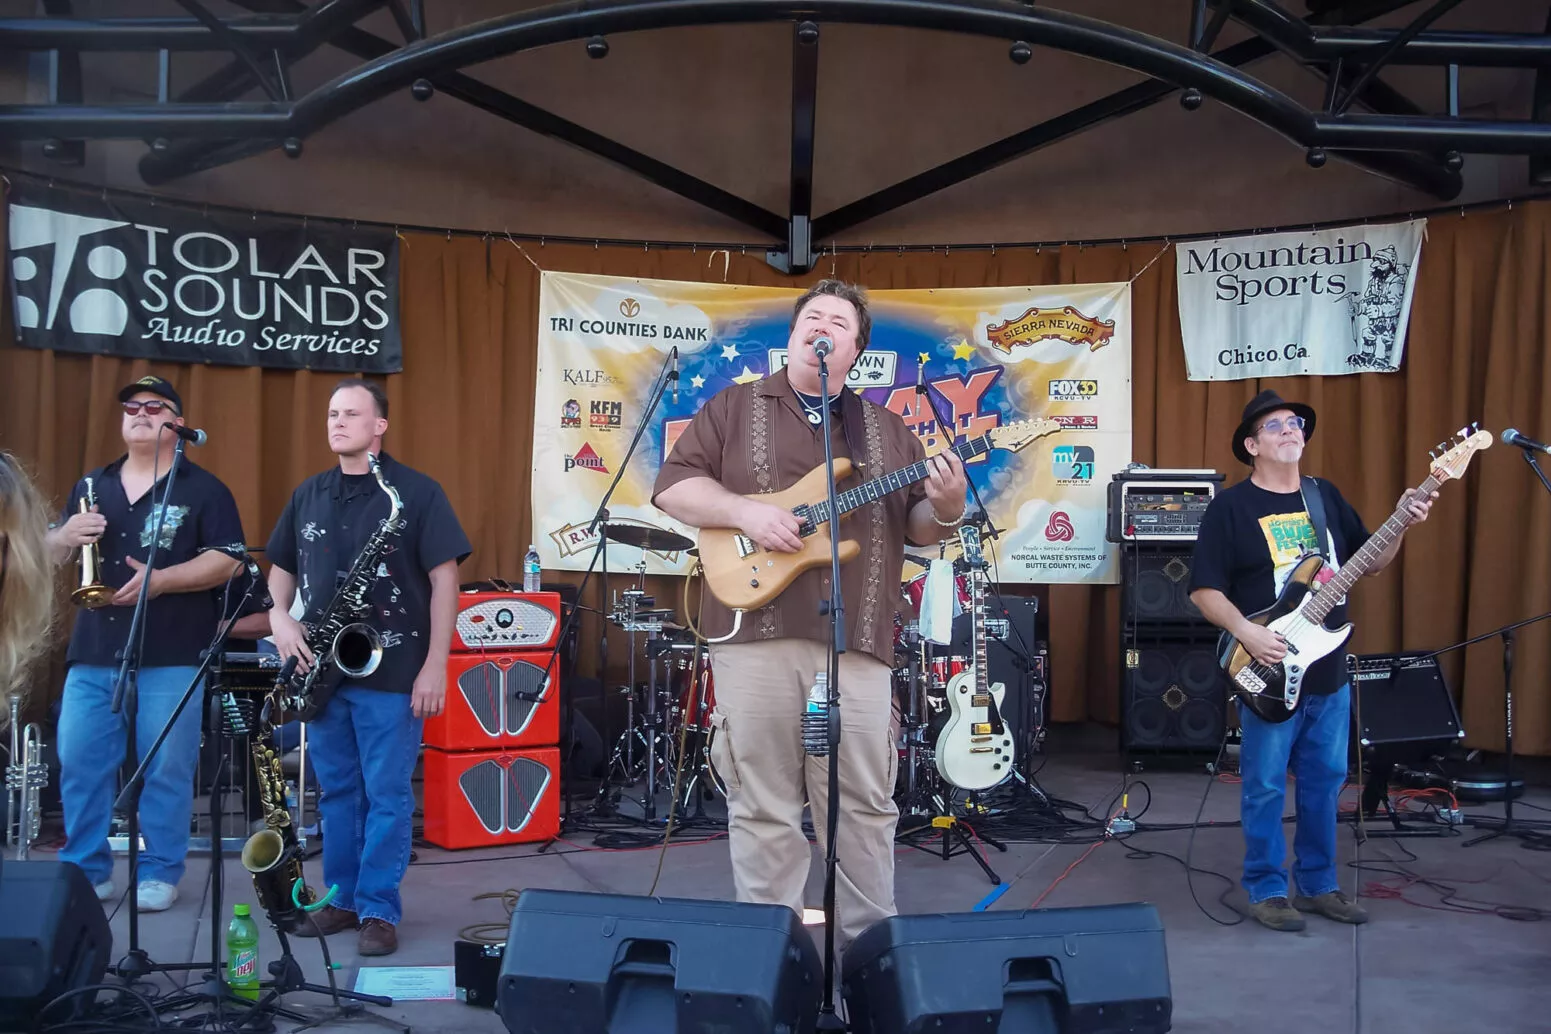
[1232,389,1315,465]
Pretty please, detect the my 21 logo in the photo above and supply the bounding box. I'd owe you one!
[1048,379,1098,401]
[1053,444,1095,482]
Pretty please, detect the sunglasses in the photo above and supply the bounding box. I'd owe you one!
[122,400,176,416]
[1257,415,1306,435]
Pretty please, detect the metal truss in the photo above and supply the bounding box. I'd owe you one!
[1,0,1548,272]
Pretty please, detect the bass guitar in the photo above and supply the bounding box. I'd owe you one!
[934,523,1014,791]
[697,418,1059,613]
[1220,426,1490,723]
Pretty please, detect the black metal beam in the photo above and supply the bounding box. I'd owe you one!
[0,105,291,138]
[1331,0,1464,115]
[40,0,83,166]
[778,20,820,273]
[1533,5,1551,184]
[171,0,284,101]
[0,15,301,51]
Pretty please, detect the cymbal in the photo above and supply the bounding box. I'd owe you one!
[604,523,694,553]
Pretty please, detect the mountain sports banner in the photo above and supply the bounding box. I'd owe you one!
[6,182,401,372]
[532,272,1133,585]
[1176,218,1425,381]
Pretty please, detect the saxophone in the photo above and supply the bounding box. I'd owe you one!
[265,452,403,726]
[240,733,332,932]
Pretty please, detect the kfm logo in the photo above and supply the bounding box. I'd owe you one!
[1048,379,1098,401]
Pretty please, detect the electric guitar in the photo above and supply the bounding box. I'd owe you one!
[934,523,1014,790]
[697,418,1060,613]
[1220,426,1490,723]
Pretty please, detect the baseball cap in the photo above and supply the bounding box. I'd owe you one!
[118,375,183,415]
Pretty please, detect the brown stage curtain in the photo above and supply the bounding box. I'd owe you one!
[3,204,1549,754]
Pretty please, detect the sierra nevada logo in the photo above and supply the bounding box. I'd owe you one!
[564,442,609,473]
[1045,511,1075,542]
[986,305,1115,353]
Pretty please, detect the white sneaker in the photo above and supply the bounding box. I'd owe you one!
[93,880,116,902]
[136,880,178,912]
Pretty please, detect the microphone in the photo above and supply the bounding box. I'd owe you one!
[812,335,833,357]
[1502,428,1551,455]
[243,556,273,609]
[916,357,925,394]
[670,347,679,405]
[169,424,207,445]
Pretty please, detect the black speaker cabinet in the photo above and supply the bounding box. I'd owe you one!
[496,889,823,1034]
[1122,637,1226,753]
[1121,545,1205,626]
[842,903,1171,1034]
[1349,652,1465,752]
[0,861,112,1030]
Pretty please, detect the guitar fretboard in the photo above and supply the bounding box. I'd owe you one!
[805,434,991,527]
[1302,472,1442,623]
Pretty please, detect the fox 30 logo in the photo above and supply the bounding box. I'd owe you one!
[1048,378,1098,401]
[9,205,136,337]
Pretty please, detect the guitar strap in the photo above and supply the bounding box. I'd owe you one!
[1300,475,1333,559]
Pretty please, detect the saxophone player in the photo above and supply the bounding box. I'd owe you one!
[43,376,245,912]
[266,379,470,957]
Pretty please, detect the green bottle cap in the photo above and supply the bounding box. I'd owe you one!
[234,904,251,917]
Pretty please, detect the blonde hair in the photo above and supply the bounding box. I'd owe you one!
[0,452,56,725]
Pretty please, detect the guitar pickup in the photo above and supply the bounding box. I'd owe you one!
[970,747,994,754]
[734,534,756,558]
[971,723,993,736]
[969,735,993,743]
[1237,669,1266,692]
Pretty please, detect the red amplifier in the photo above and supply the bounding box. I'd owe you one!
[424,651,559,751]
[422,746,560,850]
[453,590,561,653]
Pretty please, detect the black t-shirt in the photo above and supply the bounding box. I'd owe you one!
[1188,476,1370,696]
[62,457,245,669]
[265,453,471,695]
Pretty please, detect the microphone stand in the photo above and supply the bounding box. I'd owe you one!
[540,345,678,836]
[813,344,846,1032]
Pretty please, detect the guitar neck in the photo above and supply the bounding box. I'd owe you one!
[972,563,988,693]
[1303,472,1442,622]
[806,435,988,526]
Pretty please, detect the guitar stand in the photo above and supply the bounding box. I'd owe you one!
[898,793,1007,885]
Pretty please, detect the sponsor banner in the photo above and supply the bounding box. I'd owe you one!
[6,182,401,371]
[1175,218,1424,381]
[533,273,1133,584]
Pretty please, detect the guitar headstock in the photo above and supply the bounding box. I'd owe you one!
[985,417,1062,454]
[1429,424,1492,482]
[957,522,984,570]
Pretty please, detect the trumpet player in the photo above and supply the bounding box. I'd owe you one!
[44,376,245,912]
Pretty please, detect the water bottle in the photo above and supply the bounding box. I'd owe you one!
[226,903,261,1001]
[523,545,542,593]
[802,671,829,757]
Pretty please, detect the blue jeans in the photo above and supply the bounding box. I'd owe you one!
[58,664,205,886]
[306,685,422,925]
[1238,682,1350,903]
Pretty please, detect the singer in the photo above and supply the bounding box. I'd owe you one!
[652,280,967,949]
[43,375,245,912]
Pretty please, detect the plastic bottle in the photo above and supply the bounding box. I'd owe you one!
[226,903,261,1001]
[523,545,542,593]
[802,671,829,757]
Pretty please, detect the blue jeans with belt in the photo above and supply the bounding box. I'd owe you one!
[305,684,422,926]
[1237,682,1351,904]
[57,664,205,886]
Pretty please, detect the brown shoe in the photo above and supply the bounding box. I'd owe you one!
[1248,896,1306,932]
[358,918,398,957]
[291,905,358,938]
[1294,891,1370,925]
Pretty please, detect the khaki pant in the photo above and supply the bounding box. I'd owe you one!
[708,639,898,949]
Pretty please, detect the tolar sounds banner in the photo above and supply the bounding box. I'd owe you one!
[533,272,1133,585]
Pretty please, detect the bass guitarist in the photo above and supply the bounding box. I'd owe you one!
[652,279,967,950]
[1187,389,1433,932]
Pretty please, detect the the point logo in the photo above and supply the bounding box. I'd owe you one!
[1045,512,1075,542]
[619,297,641,318]
[564,442,609,473]
[1048,379,1098,400]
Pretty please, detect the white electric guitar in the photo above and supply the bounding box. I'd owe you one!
[934,524,1015,791]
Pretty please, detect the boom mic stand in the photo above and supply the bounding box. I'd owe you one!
[812,341,847,1032]
[539,345,679,836]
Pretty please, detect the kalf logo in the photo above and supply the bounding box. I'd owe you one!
[1044,512,1075,542]
[564,442,609,473]
[619,297,641,318]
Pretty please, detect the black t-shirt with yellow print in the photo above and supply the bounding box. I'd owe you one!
[1189,476,1370,697]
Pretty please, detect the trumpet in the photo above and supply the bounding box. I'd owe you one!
[6,695,47,860]
[71,477,113,609]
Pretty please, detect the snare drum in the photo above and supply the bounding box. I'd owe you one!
[902,569,971,614]
[927,655,971,690]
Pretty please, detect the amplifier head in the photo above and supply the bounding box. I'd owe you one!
[454,591,561,651]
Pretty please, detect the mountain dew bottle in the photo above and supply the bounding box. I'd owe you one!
[226,904,261,1001]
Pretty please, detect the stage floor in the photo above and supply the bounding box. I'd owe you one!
[75,732,1551,1034]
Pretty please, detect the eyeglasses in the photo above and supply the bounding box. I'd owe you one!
[1258,415,1306,435]
[122,400,175,416]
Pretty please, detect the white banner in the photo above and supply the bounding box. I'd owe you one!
[1176,218,1425,381]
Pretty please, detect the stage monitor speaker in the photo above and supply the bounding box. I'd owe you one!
[496,889,823,1034]
[1349,652,1466,752]
[841,903,1171,1034]
[422,746,561,850]
[1121,545,1205,626]
[424,651,560,751]
[0,860,112,1030]
[1122,637,1226,752]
